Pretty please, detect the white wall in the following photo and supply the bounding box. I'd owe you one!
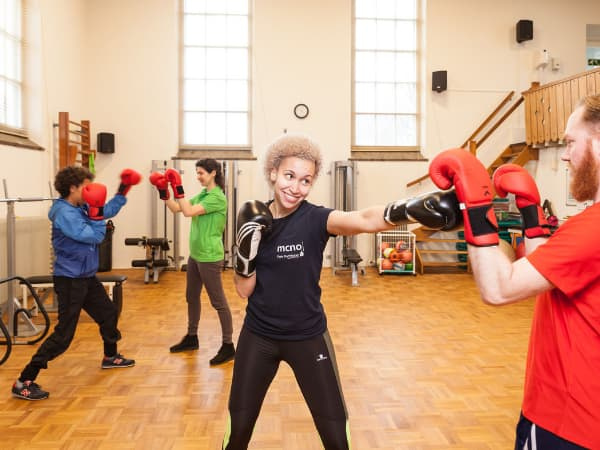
[0,0,87,282]
[425,0,593,155]
[423,0,600,222]
[2,0,599,275]
[82,0,179,267]
[0,0,87,202]
[79,0,354,268]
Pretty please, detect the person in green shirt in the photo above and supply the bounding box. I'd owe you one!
[153,159,235,365]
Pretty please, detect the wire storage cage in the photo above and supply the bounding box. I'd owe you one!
[376,230,416,275]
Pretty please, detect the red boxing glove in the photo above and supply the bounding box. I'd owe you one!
[149,172,170,200]
[118,168,142,196]
[164,168,185,199]
[429,148,498,246]
[82,182,107,220]
[493,164,550,239]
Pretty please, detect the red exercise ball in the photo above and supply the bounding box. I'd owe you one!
[389,251,403,263]
[399,250,413,263]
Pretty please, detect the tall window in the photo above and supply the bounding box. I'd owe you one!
[181,0,250,149]
[353,0,418,149]
[0,0,23,132]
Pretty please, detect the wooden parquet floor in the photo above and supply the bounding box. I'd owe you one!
[0,267,534,449]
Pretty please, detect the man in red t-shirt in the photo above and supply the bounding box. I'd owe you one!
[428,94,600,449]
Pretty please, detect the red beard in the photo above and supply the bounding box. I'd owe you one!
[570,143,598,202]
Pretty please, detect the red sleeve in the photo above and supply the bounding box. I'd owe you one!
[527,205,600,298]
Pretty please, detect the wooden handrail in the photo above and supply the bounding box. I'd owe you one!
[406,173,429,188]
[409,68,600,188]
[522,68,600,146]
[522,67,600,93]
[476,96,524,149]
[461,91,515,148]
[407,91,521,188]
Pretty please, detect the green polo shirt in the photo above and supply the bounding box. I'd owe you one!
[189,187,227,262]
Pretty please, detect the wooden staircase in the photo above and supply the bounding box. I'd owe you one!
[487,142,538,175]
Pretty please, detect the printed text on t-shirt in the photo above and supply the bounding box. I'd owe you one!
[276,242,305,260]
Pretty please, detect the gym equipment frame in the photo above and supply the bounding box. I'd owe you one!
[331,160,365,286]
[0,276,50,365]
[1,180,55,339]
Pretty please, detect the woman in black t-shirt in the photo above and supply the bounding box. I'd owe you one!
[222,134,460,449]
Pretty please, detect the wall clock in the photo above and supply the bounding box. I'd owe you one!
[293,103,309,119]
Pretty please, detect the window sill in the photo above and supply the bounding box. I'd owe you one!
[350,150,427,161]
[175,149,256,160]
[0,132,44,151]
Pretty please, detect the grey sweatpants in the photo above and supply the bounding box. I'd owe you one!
[186,257,233,344]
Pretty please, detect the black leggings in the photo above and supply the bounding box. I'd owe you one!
[223,326,350,450]
[20,276,121,382]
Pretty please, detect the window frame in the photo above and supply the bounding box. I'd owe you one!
[1,0,25,137]
[0,0,40,150]
[351,0,422,154]
[178,0,253,157]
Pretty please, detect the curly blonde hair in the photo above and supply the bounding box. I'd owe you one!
[263,133,323,184]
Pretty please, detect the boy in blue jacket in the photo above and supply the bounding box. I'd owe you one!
[11,165,140,400]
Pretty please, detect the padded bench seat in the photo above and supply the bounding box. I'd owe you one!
[342,248,363,287]
[342,248,362,264]
[20,274,127,316]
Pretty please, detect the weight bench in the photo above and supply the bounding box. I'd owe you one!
[342,248,364,287]
[125,237,170,284]
[19,274,127,317]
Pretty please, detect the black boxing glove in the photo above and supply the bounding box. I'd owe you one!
[384,189,462,230]
[235,200,273,277]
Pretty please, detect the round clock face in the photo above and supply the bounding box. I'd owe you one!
[294,103,309,119]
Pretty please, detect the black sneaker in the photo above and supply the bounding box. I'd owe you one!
[12,380,49,400]
[209,343,235,366]
[101,353,135,369]
[170,334,199,353]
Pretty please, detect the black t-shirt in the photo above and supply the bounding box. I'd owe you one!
[244,200,334,340]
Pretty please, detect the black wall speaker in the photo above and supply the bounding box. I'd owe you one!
[432,70,447,93]
[97,132,115,154]
[516,20,533,43]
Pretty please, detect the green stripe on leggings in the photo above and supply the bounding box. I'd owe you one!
[222,413,231,449]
